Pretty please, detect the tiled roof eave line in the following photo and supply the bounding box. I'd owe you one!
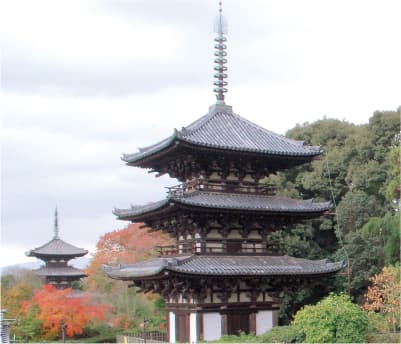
[114,194,331,220]
[165,270,342,277]
[173,197,331,213]
[121,127,322,166]
[178,138,321,158]
[30,252,88,258]
[122,131,179,164]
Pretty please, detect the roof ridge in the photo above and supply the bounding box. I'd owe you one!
[180,110,321,154]
[179,111,217,137]
[228,111,316,150]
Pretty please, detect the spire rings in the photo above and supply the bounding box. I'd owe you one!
[213,0,228,103]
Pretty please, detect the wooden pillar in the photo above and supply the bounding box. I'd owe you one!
[197,312,203,341]
[249,312,256,334]
[221,314,228,336]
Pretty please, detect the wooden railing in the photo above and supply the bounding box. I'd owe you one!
[156,242,283,256]
[166,180,276,197]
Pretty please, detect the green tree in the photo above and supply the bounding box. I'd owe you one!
[367,109,400,148]
[362,213,400,265]
[264,109,400,320]
[293,293,368,343]
[384,146,400,206]
[336,190,383,235]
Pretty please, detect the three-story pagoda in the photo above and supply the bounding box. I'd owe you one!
[105,3,342,342]
[27,209,88,289]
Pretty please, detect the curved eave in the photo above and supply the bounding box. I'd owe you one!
[121,133,178,165]
[103,265,165,281]
[26,251,88,259]
[114,192,332,222]
[169,262,344,277]
[113,199,171,221]
[34,267,87,278]
[103,256,344,281]
[103,257,188,280]
[179,139,321,158]
[174,193,332,214]
[122,138,321,168]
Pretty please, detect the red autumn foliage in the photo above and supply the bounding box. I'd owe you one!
[363,266,401,331]
[85,223,173,291]
[22,284,109,339]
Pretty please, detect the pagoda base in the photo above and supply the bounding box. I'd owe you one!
[166,303,279,343]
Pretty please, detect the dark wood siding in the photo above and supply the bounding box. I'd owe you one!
[226,241,242,253]
[175,313,189,343]
[227,312,250,335]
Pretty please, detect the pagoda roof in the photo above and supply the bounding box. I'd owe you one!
[114,190,331,220]
[122,104,321,165]
[104,255,343,280]
[27,238,88,258]
[35,265,87,278]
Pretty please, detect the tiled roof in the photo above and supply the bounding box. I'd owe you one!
[104,257,190,279]
[27,238,88,257]
[35,265,87,277]
[104,255,343,280]
[114,191,331,219]
[122,105,321,164]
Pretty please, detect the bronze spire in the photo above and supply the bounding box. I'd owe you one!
[213,1,228,104]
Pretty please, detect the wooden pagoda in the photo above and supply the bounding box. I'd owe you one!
[26,209,88,289]
[105,3,342,342]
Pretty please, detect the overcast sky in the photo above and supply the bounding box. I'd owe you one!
[2,0,400,267]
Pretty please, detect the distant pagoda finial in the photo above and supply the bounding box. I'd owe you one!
[54,207,59,239]
[213,0,228,104]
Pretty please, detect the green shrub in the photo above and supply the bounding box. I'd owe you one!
[71,323,119,343]
[293,293,368,343]
[366,312,390,334]
[366,332,401,343]
[213,332,258,342]
[259,325,304,343]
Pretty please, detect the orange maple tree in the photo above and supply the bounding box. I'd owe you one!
[83,222,173,329]
[85,222,173,290]
[363,265,401,331]
[22,284,109,340]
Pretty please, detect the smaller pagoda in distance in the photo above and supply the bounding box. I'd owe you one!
[26,209,88,289]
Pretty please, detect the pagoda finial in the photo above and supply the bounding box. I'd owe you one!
[213,0,228,104]
[54,207,59,239]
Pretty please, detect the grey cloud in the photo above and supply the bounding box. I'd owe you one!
[2,48,211,96]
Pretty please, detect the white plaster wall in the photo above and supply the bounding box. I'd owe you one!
[256,310,278,335]
[239,291,250,302]
[227,230,241,239]
[169,312,176,343]
[190,313,197,343]
[248,230,262,239]
[228,294,237,302]
[203,313,222,341]
[206,230,221,239]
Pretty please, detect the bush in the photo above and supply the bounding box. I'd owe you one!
[213,332,258,342]
[72,323,119,343]
[259,325,304,343]
[366,332,401,343]
[293,293,368,343]
[366,312,390,334]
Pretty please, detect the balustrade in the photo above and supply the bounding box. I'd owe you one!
[156,241,283,256]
